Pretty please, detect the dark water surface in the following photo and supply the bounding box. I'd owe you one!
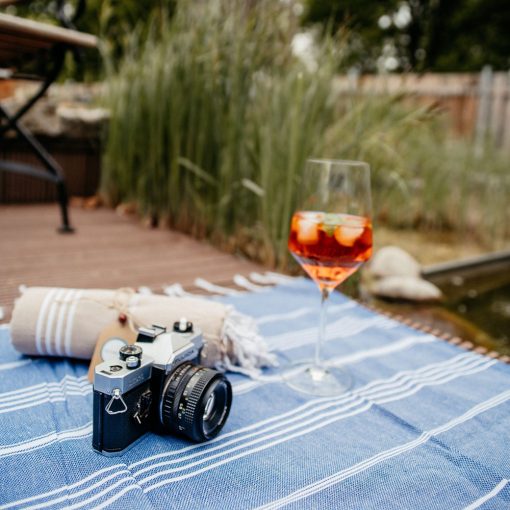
[368,266,510,355]
[447,283,510,349]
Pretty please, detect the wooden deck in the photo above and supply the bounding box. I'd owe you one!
[0,204,264,322]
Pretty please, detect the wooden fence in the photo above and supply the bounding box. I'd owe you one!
[337,68,510,151]
[1,70,509,203]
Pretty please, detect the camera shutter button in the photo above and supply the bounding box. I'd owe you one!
[173,317,193,333]
[125,355,141,369]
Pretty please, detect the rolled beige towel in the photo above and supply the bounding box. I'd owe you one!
[10,287,275,375]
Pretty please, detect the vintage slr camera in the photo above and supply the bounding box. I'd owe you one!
[92,319,233,456]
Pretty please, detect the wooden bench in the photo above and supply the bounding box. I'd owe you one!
[0,0,97,232]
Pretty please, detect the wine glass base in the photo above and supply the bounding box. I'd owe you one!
[282,361,353,397]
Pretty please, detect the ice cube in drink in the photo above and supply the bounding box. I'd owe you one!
[288,211,372,289]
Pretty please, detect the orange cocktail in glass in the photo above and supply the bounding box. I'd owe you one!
[288,212,372,290]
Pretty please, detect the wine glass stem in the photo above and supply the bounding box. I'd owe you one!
[315,286,332,368]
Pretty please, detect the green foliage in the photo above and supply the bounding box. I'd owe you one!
[102,0,510,270]
[7,0,174,80]
[305,0,510,72]
[79,0,176,78]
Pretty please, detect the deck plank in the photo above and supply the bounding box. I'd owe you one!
[0,204,265,322]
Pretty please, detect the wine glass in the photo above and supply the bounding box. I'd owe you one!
[285,159,372,396]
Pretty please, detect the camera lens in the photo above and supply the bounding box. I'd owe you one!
[160,363,232,442]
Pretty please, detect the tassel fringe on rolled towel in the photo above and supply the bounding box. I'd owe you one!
[220,307,277,377]
[10,287,276,376]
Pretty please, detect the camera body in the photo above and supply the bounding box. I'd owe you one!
[93,320,232,456]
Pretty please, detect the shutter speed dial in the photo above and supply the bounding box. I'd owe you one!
[119,344,143,361]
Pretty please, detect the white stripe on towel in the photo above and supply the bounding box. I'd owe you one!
[0,360,32,372]
[0,422,92,459]
[0,375,90,415]
[463,479,509,510]
[129,352,489,470]
[140,358,497,492]
[0,466,133,510]
[0,375,89,403]
[233,334,436,395]
[0,388,91,415]
[44,288,67,356]
[54,289,78,356]
[64,290,84,357]
[256,391,510,510]
[2,353,495,509]
[256,301,356,326]
[268,314,396,353]
[35,288,59,355]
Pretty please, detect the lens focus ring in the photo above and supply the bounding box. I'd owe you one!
[161,363,194,426]
[161,364,232,442]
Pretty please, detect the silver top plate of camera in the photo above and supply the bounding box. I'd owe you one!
[94,356,153,395]
[137,328,202,373]
[93,320,204,395]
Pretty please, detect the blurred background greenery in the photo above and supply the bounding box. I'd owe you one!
[98,0,509,271]
[3,0,509,349]
[305,0,510,72]
[6,0,510,271]
[9,0,510,77]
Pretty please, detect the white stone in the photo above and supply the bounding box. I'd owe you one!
[3,82,106,138]
[369,246,421,278]
[370,275,442,302]
[56,105,109,124]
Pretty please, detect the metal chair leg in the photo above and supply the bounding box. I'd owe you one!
[56,181,74,233]
[0,98,75,233]
[0,45,75,233]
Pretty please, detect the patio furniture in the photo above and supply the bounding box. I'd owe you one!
[0,0,97,232]
[0,277,509,508]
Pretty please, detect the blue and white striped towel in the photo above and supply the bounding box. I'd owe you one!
[0,277,509,509]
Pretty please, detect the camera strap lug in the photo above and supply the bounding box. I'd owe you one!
[105,388,128,415]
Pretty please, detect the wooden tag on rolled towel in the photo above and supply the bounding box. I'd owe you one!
[87,320,138,382]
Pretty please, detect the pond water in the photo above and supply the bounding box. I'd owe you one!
[446,282,510,353]
[369,257,510,356]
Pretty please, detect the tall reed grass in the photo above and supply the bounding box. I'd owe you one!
[102,0,510,269]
